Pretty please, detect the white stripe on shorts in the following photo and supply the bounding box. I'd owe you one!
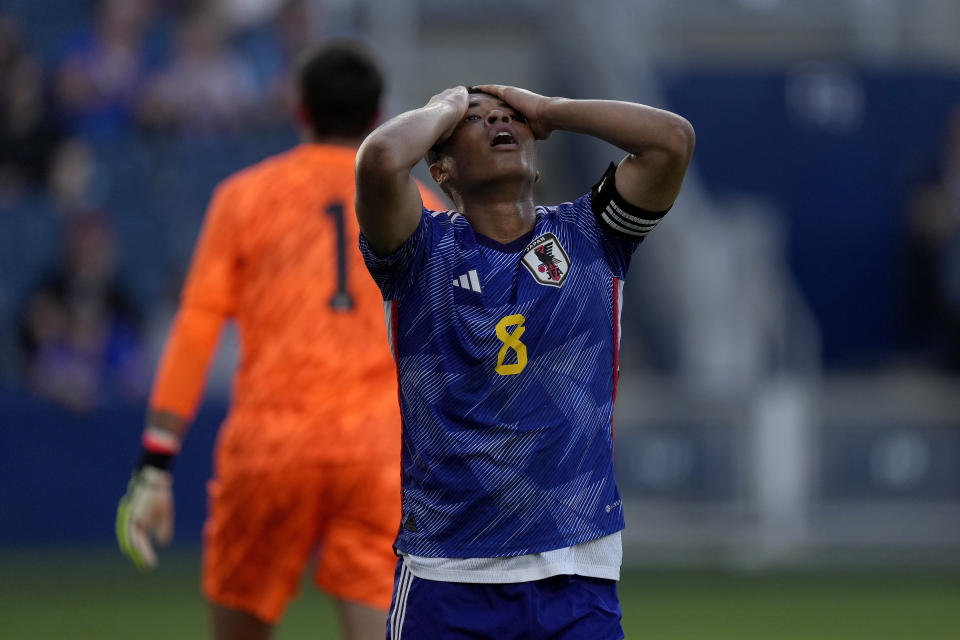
[390,563,414,639]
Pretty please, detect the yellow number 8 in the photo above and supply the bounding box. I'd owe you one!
[495,314,527,375]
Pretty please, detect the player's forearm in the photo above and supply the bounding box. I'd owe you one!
[358,101,463,176]
[543,98,694,163]
[356,90,466,256]
[544,97,693,211]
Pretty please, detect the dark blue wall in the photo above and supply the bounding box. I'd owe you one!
[661,69,960,366]
[0,390,224,544]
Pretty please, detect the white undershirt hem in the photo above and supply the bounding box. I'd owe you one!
[401,531,622,584]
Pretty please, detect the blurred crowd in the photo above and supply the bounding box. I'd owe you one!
[1,0,309,411]
[2,0,308,191]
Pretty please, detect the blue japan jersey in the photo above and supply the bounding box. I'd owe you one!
[361,187,640,558]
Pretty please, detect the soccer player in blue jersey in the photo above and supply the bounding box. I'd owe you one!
[355,84,694,639]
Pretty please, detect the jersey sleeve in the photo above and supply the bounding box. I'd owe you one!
[149,181,239,419]
[360,207,436,301]
[179,181,240,316]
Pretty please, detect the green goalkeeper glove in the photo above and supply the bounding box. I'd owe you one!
[116,466,174,571]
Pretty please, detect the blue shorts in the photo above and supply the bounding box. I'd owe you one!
[386,559,624,639]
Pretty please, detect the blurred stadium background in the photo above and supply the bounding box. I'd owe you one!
[1,0,959,638]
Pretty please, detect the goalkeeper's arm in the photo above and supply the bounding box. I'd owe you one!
[115,411,185,571]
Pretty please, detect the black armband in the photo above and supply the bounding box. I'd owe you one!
[137,450,175,471]
[591,162,670,241]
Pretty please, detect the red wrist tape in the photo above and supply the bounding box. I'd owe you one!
[142,426,181,455]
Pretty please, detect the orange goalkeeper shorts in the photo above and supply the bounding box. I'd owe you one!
[201,458,400,624]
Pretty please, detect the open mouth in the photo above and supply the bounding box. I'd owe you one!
[490,131,517,147]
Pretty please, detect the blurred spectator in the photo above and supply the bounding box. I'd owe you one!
[903,105,960,372]
[231,0,313,126]
[17,213,147,412]
[47,138,109,213]
[271,0,311,68]
[212,0,288,32]
[0,14,63,202]
[54,0,155,138]
[137,10,261,133]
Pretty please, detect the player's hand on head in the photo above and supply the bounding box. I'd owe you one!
[472,84,554,140]
[427,85,470,145]
[116,466,174,571]
[427,85,469,108]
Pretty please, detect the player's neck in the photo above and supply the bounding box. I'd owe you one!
[459,195,537,244]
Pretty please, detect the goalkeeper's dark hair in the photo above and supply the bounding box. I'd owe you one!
[296,39,383,139]
[424,86,491,167]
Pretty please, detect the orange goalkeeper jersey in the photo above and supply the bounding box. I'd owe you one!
[149,143,446,460]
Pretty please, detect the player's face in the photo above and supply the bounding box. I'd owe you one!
[438,93,537,193]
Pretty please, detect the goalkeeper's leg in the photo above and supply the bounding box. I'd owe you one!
[336,599,388,640]
[209,603,273,640]
[314,459,399,640]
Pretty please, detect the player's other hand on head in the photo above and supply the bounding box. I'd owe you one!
[427,85,470,145]
[472,84,554,140]
[116,466,174,571]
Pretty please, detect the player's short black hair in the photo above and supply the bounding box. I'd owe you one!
[424,86,491,166]
[296,39,383,139]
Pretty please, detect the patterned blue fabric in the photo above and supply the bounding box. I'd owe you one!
[361,186,640,558]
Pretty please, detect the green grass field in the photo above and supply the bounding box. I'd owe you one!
[1,549,958,639]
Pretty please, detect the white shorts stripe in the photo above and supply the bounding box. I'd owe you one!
[389,565,401,639]
[397,564,413,639]
[389,568,399,638]
[390,563,414,639]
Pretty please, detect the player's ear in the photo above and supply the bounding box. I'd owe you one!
[534,170,541,183]
[429,161,447,187]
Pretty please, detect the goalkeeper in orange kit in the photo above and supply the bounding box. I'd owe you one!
[115,40,446,640]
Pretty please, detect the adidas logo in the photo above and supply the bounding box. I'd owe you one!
[452,269,482,293]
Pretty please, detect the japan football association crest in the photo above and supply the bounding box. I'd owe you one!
[521,232,570,287]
